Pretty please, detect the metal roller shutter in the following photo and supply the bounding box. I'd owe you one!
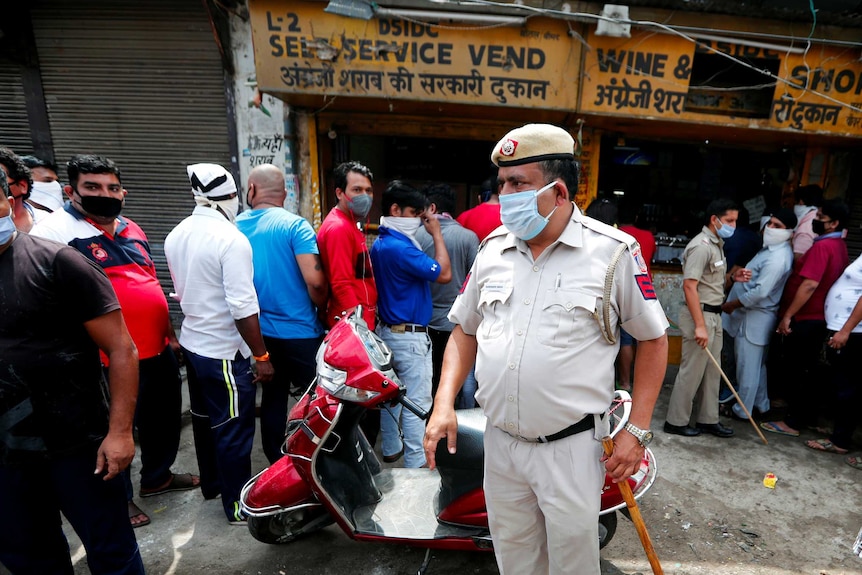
[31,0,232,309]
[0,61,34,156]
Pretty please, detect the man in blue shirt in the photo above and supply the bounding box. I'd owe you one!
[371,181,451,467]
[236,164,327,464]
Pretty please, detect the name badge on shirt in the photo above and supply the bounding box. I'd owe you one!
[484,280,509,293]
[714,260,725,267]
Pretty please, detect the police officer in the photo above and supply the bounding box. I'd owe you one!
[423,124,669,575]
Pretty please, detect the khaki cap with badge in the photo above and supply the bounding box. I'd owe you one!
[491,123,575,167]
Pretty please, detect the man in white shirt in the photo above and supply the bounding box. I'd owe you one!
[165,163,273,525]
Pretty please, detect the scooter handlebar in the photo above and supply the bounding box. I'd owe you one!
[398,394,429,420]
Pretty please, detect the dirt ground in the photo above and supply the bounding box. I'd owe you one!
[4,364,861,575]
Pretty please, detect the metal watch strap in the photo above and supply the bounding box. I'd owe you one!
[624,422,651,446]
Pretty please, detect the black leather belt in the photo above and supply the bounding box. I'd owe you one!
[702,303,723,314]
[506,414,595,443]
[381,322,427,333]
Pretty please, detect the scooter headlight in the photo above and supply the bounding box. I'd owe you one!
[317,361,381,403]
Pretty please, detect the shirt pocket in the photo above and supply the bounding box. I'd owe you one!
[707,258,725,282]
[478,282,513,340]
[537,289,597,348]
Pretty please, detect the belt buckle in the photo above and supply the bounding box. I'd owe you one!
[391,324,406,333]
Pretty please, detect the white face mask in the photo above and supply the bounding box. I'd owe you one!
[215,197,239,223]
[30,181,65,212]
[762,226,793,247]
[793,205,814,221]
[380,215,422,237]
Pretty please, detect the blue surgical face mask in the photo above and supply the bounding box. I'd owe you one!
[0,211,16,245]
[499,181,558,241]
[715,219,735,239]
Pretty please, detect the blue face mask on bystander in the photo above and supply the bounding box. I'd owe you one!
[0,212,15,245]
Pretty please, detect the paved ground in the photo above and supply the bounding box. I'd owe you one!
[7,364,862,575]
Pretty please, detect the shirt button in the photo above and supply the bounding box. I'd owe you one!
[565,302,574,310]
[507,422,515,429]
[507,395,514,402]
[524,298,531,305]
[532,266,539,272]
[517,329,523,336]
[508,363,515,370]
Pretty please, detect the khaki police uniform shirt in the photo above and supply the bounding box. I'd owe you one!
[448,206,669,439]
[681,226,726,307]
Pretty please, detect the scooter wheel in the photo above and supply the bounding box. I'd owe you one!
[248,508,333,545]
[598,512,618,549]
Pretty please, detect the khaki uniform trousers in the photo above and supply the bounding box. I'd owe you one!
[666,306,723,426]
[484,423,604,575]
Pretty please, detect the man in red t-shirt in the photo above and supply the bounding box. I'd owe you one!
[317,161,380,444]
[762,199,849,437]
[317,161,378,329]
[456,175,502,241]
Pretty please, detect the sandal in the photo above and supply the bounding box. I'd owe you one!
[128,501,151,528]
[140,472,201,498]
[846,456,862,470]
[805,438,849,454]
[759,421,800,437]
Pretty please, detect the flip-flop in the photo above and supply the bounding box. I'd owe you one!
[759,421,800,437]
[128,501,151,528]
[846,456,862,470]
[805,438,849,454]
[140,472,201,498]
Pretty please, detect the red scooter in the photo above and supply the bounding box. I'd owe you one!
[240,308,657,557]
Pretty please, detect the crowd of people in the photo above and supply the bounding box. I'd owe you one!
[0,124,859,575]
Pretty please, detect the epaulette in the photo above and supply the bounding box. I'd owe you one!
[580,216,637,251]
[476,224,508,253]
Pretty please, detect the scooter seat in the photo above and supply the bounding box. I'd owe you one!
[435,409,485,517]
[435,408,485,471]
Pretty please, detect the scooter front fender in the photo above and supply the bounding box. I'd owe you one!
[241,456,316,517]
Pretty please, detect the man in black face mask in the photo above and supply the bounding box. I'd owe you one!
[32,154,199,529]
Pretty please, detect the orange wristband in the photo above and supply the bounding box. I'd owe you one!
[253,352,270,362]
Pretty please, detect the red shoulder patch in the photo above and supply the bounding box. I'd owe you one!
[636,274,656,300]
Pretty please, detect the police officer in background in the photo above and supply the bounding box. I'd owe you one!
[423,124,669,575]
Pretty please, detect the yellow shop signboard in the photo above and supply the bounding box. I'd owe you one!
[580,28,862,138]
[249,0,581,110]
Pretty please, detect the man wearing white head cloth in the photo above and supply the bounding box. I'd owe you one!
[424,124,669,575]
[165,163,274,524]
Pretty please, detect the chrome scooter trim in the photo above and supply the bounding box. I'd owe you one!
[239,469,325,518]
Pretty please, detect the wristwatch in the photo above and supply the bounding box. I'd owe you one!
[624,423,654,447]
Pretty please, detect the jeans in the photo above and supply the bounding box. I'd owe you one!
[458,367,478,410]
[376,326,432,468]
[0,447,144,575]
[428,327,478,410]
